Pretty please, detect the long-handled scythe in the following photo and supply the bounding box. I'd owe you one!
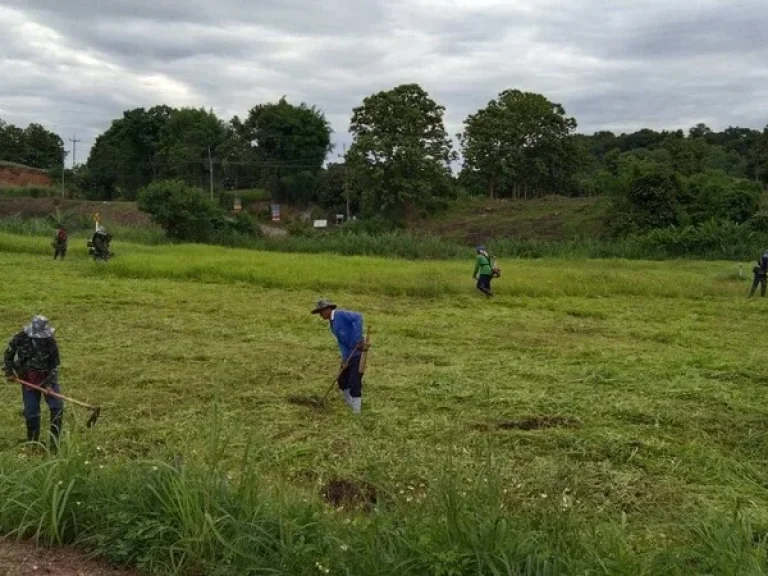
[12,376,101,428]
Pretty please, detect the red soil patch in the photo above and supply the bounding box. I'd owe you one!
[0,164,52,188]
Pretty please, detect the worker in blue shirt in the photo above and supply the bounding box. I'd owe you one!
[312,299,368,414]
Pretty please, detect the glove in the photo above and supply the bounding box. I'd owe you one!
[4,370,15,382]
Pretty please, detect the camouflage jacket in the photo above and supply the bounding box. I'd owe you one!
[3,332,60,376]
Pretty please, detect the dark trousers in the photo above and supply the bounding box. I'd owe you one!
[54,246,67,260]
[338,355,363,398]
[22,371,64,446]
[749,275,767,297]
[476,274,493,296]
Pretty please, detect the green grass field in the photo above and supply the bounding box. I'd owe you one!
[1,233,768,574]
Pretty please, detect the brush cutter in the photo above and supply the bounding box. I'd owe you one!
[12,376,101,428]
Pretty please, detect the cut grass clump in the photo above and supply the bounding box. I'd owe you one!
[497,415,582,431]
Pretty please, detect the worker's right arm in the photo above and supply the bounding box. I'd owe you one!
[473,257,480,278]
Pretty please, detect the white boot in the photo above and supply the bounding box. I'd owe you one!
[349,397,362,415]
[341,389,353,407]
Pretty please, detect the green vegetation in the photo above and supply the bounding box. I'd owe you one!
[0,239,767,573]
[137,180,259,243]
[0,185,60,198]
[0,121,65,171]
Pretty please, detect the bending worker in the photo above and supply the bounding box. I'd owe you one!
[312,299,368,414]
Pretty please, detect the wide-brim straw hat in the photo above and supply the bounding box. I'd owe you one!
[311,299,337,314]
[24,315,55,339]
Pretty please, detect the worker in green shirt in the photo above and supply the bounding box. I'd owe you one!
[472,245,496,298]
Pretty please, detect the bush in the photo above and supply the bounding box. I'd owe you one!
[137,180,227,242]
[228,211,260,236]
[626,170,683,230]
[749,211,768,233]
[720,179,762,223]
[341,216,399,235]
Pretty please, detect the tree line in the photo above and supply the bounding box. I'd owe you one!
[0,119,65,171]
[2,83,768,228]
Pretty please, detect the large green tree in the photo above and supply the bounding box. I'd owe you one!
[0,119,64,170]
[346,83,454,221]
[157,107,226,190]
[459,90,578,198]
[242,98,332,205]
[86,106,174,200]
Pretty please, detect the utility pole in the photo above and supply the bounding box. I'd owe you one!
[61,149,65,198]
[208,146,214,201]
[340,143,350,220]
[69,135,81,168]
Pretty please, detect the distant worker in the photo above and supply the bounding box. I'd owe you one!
[88,226,113,261]
[52,225,68,260]
[749,249,768,297]
[312,299,369,414]
[3,316,64,450]
[473,245,499,298]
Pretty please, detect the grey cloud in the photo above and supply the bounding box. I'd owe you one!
[1,0,767,166]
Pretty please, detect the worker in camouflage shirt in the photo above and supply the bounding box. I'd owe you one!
[52,225,68,260]
[3,316,64,448]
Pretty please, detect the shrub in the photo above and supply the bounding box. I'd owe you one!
[137,180,226,242]
[720,179,762,223]
[626,170,683,230]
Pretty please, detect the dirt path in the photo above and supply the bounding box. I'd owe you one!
[0,540,137,576]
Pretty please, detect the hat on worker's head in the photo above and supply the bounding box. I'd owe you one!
[24,315,55,339]
[476,245,487,254]
[311,299,337,315]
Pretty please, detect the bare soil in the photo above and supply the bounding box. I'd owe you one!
[0,165,51,187]
[0,540,137,576]
[320,478,378,509]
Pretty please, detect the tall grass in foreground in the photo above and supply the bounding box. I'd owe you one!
[1,428,766,575]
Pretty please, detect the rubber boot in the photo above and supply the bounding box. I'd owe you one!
[26,418,40,444]
[349,397,362,415]
[341,389,353,408]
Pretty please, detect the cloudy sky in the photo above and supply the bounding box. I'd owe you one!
[1,0,767,165]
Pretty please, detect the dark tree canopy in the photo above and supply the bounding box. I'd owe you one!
[0,119,65,171]
[459,90,578,199]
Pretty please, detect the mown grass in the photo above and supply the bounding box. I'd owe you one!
[1,235,768,573]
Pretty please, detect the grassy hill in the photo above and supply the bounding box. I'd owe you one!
[409,196,611,243]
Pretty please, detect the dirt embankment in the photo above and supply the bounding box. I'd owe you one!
[0,163,52,187]
[0,198,152,227]
[0,540,137,576]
